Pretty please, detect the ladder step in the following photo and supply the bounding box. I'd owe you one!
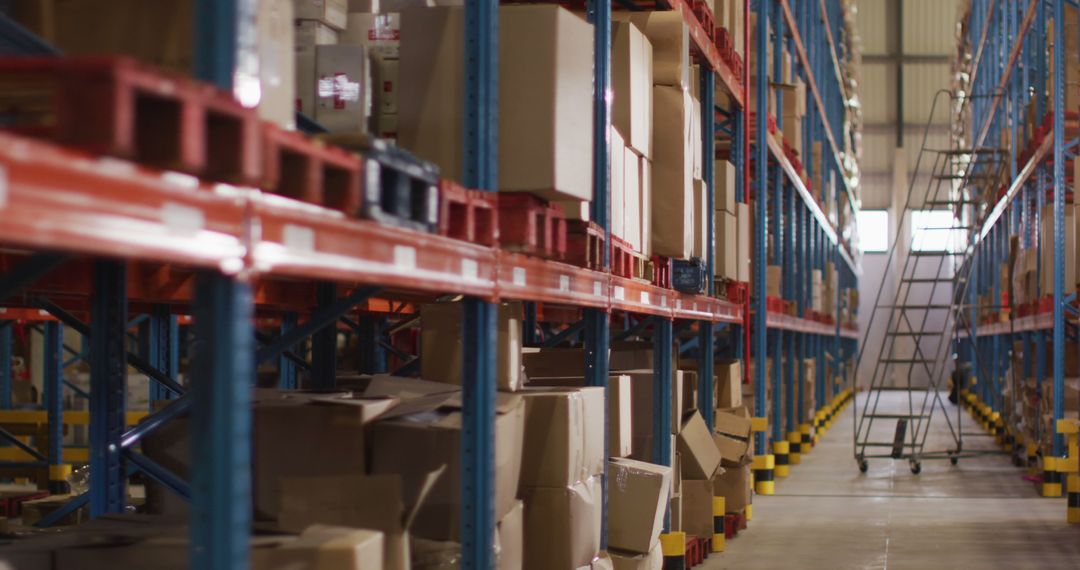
[924,200,977,206]
[880,358,936,364]
[918,226,974,231]
[911,251,965,256]
[870,386,930,392]
[901,277,958,283]
[886,331,944,336]
[865,413,931,419]
[879,304,954,309]
[858,442,920,448]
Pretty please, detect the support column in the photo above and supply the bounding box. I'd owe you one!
[90,260,127,517]
[43,320,66,493]
[190,271,253,570]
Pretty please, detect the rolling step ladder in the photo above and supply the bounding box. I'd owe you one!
[853,90,994,474]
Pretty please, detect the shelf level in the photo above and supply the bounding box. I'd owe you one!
[959,312,1053,338]
[764,128,859,274]
[664,0,744,108]
[765,310,858,338]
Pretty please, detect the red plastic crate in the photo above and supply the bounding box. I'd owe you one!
[651,256,672,289]
[261,124,362,213]
[438,181,498,246]
[497,192,567,260]
[566,220,606,270]
[0,55,261,185]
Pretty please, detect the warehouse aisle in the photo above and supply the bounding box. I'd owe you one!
[706,392,1080,570]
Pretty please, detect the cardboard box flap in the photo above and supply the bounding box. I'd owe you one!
[306,394,401,423]
[443,391,524,415]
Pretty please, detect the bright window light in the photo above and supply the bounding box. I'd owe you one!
[857,210,889,253]
[911,210,961,252]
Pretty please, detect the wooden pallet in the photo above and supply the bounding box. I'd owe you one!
[651,256,672,289]
[265,126,362,212]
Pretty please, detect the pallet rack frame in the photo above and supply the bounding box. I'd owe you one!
[953,0,1075,463]
[0,0,861,567]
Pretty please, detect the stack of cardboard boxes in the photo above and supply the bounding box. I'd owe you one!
[714,159,752,284]
[1047,3,1080,114]
[342,2,408,138]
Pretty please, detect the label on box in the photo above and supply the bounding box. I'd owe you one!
[318,73,361,107]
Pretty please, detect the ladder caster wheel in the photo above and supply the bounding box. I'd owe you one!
[858,460,868,473]
[950,456,959,466]
[910,461,922,475]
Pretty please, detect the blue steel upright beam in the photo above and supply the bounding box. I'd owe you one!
[462,1,498,567]
[149,305,178,402]
[652,317,674,530]
[699,65,716,430]
[190,271,253,570]
[1051,0,1066,458]
[43,320,65,493]
[89,260,127,517]
[0,321,10,409]
[586,0,613,549]
[278,311,298,389]
[754,0,770,457]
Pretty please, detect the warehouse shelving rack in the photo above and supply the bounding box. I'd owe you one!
[0,0,861,568]
[751,0,861,465]
[951,0,1076,474]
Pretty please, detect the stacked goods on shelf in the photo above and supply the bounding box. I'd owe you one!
[398,4,593,204]
[1046,3,1080,114]
[713,159,751,285]
[295,1,348,121]
[1037,204,1080,298]
[16,0,297,128]
[341,5,401,138]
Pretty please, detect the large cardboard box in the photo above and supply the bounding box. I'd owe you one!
[498,500,524,570]
[651,85,695,259]
[712,463,752,512]
[612,127,627,240]
[676,411,722,479]
[625,146,644,252]
[616,12,690,89]
[607,458,672,554]
[766,265,782,297]
[370,393,525,541]
[736,202,751,282]
[421,301,523,392]
[714,406,753,439]
[716,360,742,408]
[342,12,400,58]
[715,210,738,280]
[609,543,663,570]
[399,5,594,200]
[641,157,653,256]
[613,21,655,158]
[680,478,714,539]
[314,44,371,132]
[521,477,603,570]
[525,375,634,458]
[1038,204,1079,294]
[715,159,737,214]
[257,0,296,129]
[520,387,607,487]
[296,19,341,116]
[295,0,348,29]
[279,470,442,570]
[627,370,685,461]
[693,179,709,259]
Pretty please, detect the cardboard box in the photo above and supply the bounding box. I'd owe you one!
[607,458,672,554]
[612,127,627,240]
[257,0,296,129]
[557,199,591,222]
[766,265,782,297]
[498,500,524,570]
[314,44,371,132]
[370,392,525,541]
[714,406,753,439]
[609,543,663,570]
[421,301,523,392]
[640,157,653,256]
[712,463,752,512]
[680,478,714,539]
[610,346,654,371]
[521,477,603,570]
[615,12,690,89]
[1038,204,1079,294]
[693,179,709,258]
[296,19,341,116]
[520,387,607,487]
[627,369,685,461]
[736,202,751,282]
[625,146,643,252]
[295,0,348,30]
[613,21,654,158]
[593,552,616,570]
[651,85,695,259]
[523,347,586,378]
[715,159,736,214]
[715,211,738,280]
[676,411,722,479]
[714,360,742,409]
[342,12,400,58]
[279,469,441,570]
[399,5,594,200]
[525,374,634,459]
[713,433,750,467]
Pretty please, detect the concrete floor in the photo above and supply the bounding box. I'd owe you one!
[706,392,1080,569]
